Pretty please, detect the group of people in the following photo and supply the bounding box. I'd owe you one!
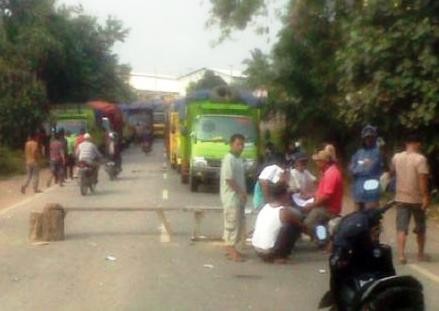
[21,129,103,194]
[220,126,431,265]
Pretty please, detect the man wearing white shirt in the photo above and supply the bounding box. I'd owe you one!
[256,158,289,208]
[289,152,316,198]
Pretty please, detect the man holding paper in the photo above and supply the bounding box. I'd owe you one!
[303,150,344,236]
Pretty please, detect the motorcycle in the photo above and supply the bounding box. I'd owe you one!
[104,160,120,180]
[141,130,153,154]
[141,140,152,154]
[319,201,424,311]
[105,132,122,180]
[78,161,97,196]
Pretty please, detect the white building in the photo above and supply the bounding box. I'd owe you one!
[129,67,246,99]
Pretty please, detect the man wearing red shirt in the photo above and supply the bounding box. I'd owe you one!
[304,150,343,235]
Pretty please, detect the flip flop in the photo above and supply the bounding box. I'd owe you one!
[399,258,408,265]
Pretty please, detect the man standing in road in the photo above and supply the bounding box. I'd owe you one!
[392,134,430,264]
[220,134,247,262]
[65,130,76,180]
[21,133,42,194]
[349,125,383,210]
[48,130,66,187]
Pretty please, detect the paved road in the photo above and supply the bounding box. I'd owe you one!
[1,142,438,310]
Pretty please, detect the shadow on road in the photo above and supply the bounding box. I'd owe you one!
[65,230,189,240]
[89,189,124,196]
[114,175,141,181]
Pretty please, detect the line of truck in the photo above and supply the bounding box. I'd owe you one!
[166,86,263,192]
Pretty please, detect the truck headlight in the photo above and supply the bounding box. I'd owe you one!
[244,159,257,171]
[192,157,207,168]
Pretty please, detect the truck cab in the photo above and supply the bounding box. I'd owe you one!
[179,87,261,192]
[189,113,258,191]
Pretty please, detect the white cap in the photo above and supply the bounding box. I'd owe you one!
[84,133,91,140]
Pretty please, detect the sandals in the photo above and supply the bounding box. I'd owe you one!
[399,258,407,265]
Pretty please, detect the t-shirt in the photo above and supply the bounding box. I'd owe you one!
[259,165,284,183]
[220,152,246,207]
[289,168,316,194]
[66,135,76,155]
[49,140,64,162]
[24,140,40,165]
[75,135,85,150]
[316,164,343,215]
[252,204,284,250]
[77,141,102,163]
[392,151,429,204]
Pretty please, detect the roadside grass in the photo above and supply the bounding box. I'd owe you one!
[0,145,25,178]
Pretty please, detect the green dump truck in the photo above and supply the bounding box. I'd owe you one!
[179,87,262,192]
[48,105,111,149]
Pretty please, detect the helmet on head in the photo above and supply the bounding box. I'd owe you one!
[109,132,118,140]
[361,125,377,139]
[84,133,91,140]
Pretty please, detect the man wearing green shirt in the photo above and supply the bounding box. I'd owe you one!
[220,134,247,262]
[65,131,76,180]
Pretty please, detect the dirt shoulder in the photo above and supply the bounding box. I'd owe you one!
[0,169,51,210]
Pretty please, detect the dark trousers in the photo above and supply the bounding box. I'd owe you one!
[257,223,301,260]
[65,155,75,179]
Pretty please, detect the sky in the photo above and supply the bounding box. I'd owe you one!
[59,0,283,76]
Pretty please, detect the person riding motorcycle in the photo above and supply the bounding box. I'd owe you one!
[76,133,103,184]
[107,132,122,172]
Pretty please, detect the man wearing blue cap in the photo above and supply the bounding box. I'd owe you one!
[349,125,384,210]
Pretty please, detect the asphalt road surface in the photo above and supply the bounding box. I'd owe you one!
[1,142,438,311]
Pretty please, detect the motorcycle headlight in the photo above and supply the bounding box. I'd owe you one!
[244,159,257,171]
[192,157,207,168]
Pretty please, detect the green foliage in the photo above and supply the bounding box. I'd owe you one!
[209,0,439,174]
[336,0,439,154]
[207,0,266,40]
[186,70,228,94]
[0,145,25,176]
[0,0,134,149]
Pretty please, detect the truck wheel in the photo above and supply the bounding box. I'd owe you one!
[190,176,199,192]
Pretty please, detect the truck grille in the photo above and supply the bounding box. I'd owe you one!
[206,159,222,167]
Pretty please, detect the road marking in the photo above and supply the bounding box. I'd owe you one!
[409,264,439,284]
[163,173,167,180]
[162,189,168,200]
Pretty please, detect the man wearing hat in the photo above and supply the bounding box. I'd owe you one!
[289,151,316,198]
[303,150,343,236]
[76,133,103,184]
[349,125,384,210]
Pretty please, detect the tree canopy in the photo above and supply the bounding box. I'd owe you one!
[209,0,439,175]
[0,0,134,147]
[186,70,228,94]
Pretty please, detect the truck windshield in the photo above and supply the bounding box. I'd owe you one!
[57,119,87,135]
[196,116,256,143]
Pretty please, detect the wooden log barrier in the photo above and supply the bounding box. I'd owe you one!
[29,205,223,243]
[29,204,65,242]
